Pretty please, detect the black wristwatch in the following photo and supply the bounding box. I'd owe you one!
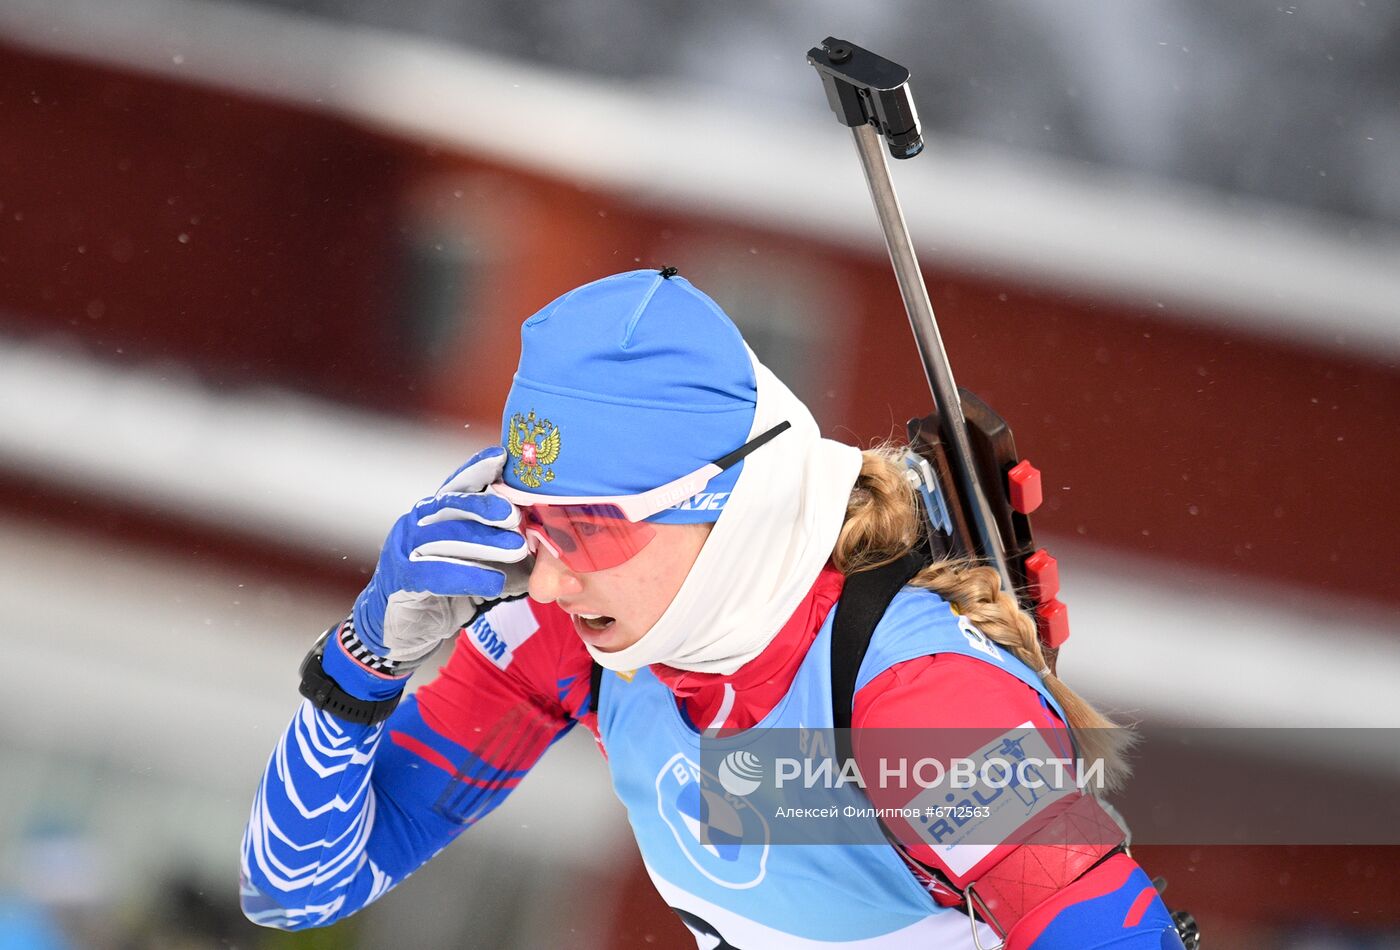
[298,628,403,725]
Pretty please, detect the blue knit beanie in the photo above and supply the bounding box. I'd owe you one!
[500,269,758,524]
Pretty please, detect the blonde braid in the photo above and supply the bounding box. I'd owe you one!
[833,447,1134,791]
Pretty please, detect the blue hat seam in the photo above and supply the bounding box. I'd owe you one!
[620,273,667,349]
[511,373,755,413]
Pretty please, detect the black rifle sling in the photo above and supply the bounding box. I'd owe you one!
[588,660,604,715]
[830,552,929,764]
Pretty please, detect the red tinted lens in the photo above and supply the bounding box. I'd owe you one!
[524,504,656,573]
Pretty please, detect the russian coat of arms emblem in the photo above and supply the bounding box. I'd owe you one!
[506,410,561,488]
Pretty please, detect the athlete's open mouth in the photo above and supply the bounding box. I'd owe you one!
[575,613,616,632]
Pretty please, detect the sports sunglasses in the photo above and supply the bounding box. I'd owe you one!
[493,421,790,573]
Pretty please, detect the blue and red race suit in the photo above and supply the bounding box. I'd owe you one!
[241,567,1181,948]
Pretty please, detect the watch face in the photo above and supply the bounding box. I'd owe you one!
[300,629,331,675]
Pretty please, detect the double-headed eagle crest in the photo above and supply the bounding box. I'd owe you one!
[506,410,561,488]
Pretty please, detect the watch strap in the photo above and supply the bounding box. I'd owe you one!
[299,626,404,725]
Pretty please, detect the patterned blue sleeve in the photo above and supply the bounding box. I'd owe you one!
[239,693,560,929]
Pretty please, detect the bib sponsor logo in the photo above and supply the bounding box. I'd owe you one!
[903,722,1075,876]
[656,753,770,889]
[466,601,540,670]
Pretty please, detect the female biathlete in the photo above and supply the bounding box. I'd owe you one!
[241,269,1186,949]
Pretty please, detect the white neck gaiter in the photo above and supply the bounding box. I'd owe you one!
[585,350,862,675]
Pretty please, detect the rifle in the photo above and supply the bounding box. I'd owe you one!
[806,40,1203,950]
[807,37,1070,664]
